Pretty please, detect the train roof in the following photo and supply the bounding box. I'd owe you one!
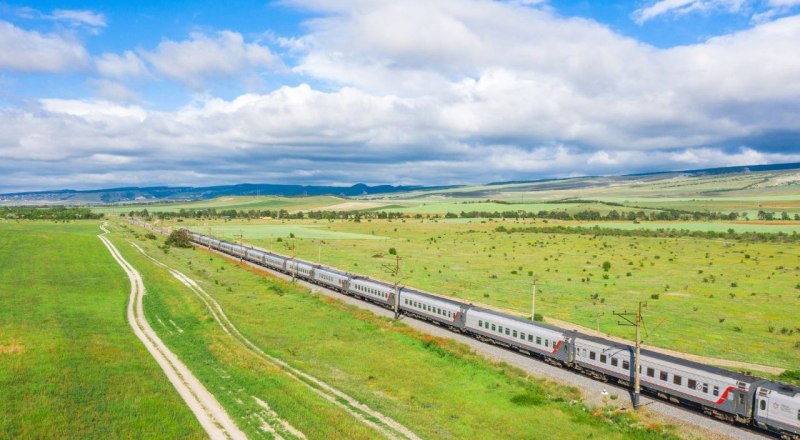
[574,333,762,384]
[401,287,470,308]
[759,380,800,396]
[468,305,571,334]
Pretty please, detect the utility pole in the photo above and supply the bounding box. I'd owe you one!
[531,276,537,321]
[283,235,297,282]
[382,249,401,319]
[614,302,643,409]
[236,229,244,263]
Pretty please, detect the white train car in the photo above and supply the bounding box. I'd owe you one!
[399,288,466,328]
[573,335,759,422]
[754,383,800,439]
[262,253,287,270]
[313,266,350,292]
[286,259,315,280]
[464,307,571,363]
[347,278,395,307]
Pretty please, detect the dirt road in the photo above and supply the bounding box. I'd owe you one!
[98,225,247,440]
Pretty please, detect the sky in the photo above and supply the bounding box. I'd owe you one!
[2,0,800,193]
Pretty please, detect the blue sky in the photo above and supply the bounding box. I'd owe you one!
[1,0,800,192]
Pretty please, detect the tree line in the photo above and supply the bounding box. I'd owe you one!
[494,224,800,243]
[1,206,104,220]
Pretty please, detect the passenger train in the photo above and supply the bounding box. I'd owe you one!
[180,227,798,439]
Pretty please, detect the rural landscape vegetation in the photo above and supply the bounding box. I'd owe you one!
[3,0,800,439]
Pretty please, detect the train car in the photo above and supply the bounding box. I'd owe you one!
[286,259,315,280]
[347,277,395,308]
[464,307,571,364]
[313,266,350,292]
[754,382,800,439]
[399,288,467,330]
[573,334,760,423]
[244,247,266,264]
[262,252,287,271]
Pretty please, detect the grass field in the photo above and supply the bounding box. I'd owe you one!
[0,221,205,439]
[119,220,679,439]
[95,195,348,215]
[198,224,388,240]
[168,218,800,369]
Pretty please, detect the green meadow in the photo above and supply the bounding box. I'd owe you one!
[0,221,204,439]
[116,220,679,439]
[95,195,345,215]
[169,218,800,369]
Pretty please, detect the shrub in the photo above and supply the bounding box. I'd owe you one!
[650,294,660,300]
[533,313,544,322]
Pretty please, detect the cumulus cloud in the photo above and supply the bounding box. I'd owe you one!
[95,51,148,78]
[50,9,106,28]
[2,0,800,191]
[0,20,89,72]
[632,0,747,24]
[140,31,279,88]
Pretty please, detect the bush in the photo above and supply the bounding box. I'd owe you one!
[778,370,800,385]
[533,313,544,322]
[145,232,157,240]
[165,230,193,248]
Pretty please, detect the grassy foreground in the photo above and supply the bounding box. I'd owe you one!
[169,218,800,369]
[0,221,204,439]
[119,220,679,439]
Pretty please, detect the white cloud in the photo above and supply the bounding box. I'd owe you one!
[632,0,747,24]
[3,0,800,191]
[95,51,148,78]
[0,20,89,72]
[51,9,106,28]
[140,31,279,87]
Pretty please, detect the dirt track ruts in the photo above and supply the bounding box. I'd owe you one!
[98,224,247,440]
[130,241,421,440]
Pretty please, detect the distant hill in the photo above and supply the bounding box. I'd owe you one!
[487,162,800,186]
[0,183,453,206]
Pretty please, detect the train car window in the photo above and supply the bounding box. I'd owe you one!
[622,360,630,370]
[702,383,708,393]
[760,400,766,411]
[536,337,542,344]
[660,371,668,381]
[611,358,618,367]
[498,325,503,333]
[673,375,682,386]
[520,332,525,340]
[712,386,719,397]
[688,379,697,389]
[738,394,744,404]
[479,320,483,327]
[491,324,496,331]
[528,335,533,342]
[646,368,654,377]
[545,339,549,347]
[505,328,510,336]
[512,330,518,338]
[600,354,607,363]
[589,351,596,360]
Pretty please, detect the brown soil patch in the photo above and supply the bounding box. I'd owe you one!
[0,342,25,354]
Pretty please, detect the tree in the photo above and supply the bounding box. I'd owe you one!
[165,230,193,248]
[602,261,611,272]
